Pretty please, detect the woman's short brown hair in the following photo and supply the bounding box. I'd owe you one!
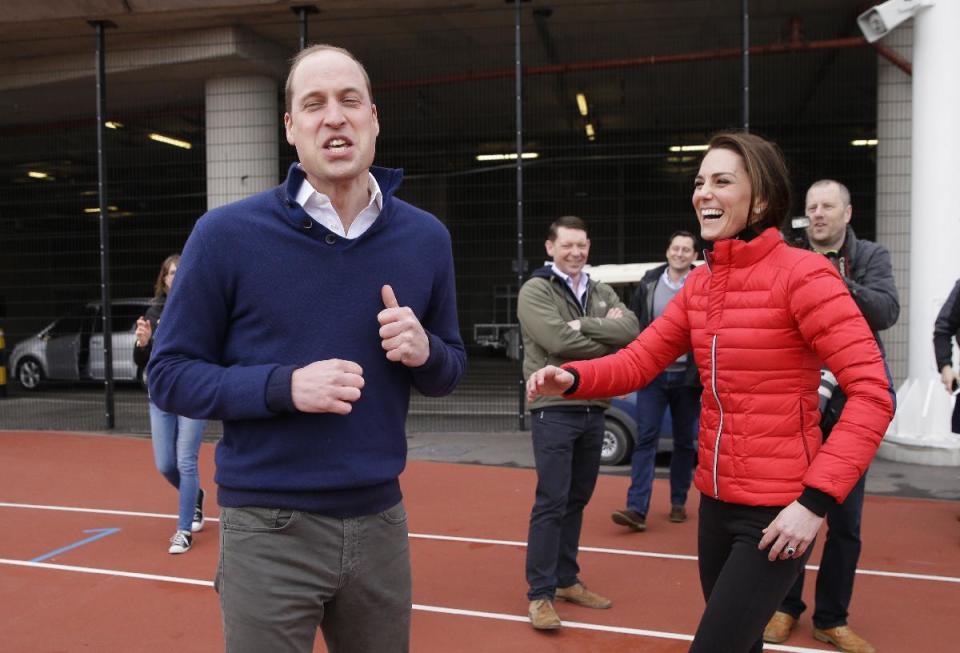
[706,131,792,235]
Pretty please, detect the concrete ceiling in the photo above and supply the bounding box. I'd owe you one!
[0,1,883,155]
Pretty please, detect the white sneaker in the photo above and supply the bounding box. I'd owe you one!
[168,530,192,554]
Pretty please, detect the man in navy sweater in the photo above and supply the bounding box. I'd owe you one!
[148,44,465,653]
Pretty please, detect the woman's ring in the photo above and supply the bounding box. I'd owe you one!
[785,546,797,557]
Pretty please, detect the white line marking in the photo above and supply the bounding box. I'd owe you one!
[0,557,213,587]
[3,501,958,584]
[0,558,830,652]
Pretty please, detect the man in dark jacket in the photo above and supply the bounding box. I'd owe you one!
[765,180,899,653]
[611,230,701,533]
[933,278,960,433]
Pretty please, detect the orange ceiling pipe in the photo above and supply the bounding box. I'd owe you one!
[377,35,911,92]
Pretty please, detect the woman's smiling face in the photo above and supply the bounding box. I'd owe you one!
[692,147,754,242]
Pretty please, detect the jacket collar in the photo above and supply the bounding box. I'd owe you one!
[704,227,783,271]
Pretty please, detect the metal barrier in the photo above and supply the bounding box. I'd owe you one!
[0,328,7,398]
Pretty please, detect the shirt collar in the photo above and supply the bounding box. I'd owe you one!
[294,168,383,214]
[550,263,589,300]
[660,267,690,291]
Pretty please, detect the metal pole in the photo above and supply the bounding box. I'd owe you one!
[90,20,116,429]
[741,0,750,131]
[291,5,319,51]
[514,0,526,430]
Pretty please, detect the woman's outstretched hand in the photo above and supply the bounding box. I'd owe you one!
[526,365,575,403]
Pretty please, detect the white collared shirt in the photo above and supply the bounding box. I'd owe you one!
[294,170,383,239]
[551,263,589,309]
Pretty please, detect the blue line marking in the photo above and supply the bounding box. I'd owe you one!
[31,528,121,563]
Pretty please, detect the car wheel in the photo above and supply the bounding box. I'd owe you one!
[602,417,633,466]
[17,357,44,391]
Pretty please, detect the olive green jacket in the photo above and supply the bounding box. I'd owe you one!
[518,265,639,410]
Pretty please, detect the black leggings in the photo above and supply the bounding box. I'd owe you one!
[689,495,812,653]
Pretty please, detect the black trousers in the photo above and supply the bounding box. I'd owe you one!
[689,495,812,653]
[779,473,866,628]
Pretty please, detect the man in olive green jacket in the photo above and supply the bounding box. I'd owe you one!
[519,215,638,631]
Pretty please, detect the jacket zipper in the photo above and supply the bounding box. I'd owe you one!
[710,334,723,499]
[799,399,811,464]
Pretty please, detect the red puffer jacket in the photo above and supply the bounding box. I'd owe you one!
[566,228,894,507]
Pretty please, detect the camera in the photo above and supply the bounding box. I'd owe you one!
[782,216,811,248]
[857,0,935,43]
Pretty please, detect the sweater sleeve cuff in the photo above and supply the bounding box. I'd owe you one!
[561,366,581,396]
[265,365,298,414]
[797,486,835,517]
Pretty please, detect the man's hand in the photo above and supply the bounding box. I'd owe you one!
[135,316,152,348]
[568,307,625,332]
[526,365,575,402]
[291,359,365,414]
[942,365,959,394]
[758,501,824,562]
[378,285,429,367]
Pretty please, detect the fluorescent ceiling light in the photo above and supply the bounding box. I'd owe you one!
[585,123,596,140]
[105,121,123,129]
[27,171,50,179]
[668,144,709,153]
[576,93,588,117]
[149,132,192,149]
[84,206,119,214]
[851,139,878,147]
[475,152,539,162]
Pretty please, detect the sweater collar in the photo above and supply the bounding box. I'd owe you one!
[704,227,783,271]
[282,162,404,207]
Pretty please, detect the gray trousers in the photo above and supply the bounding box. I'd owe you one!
[215,502,411,653]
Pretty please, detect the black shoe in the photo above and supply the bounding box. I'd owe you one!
[168,530,192,554]
[191,488,204,533]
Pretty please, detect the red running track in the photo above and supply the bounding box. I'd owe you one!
[1,430,959,652]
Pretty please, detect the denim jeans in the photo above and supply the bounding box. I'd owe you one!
[779,473,867,628]
[526,407,604,600]
[148,400,205,532]
[626,370,700,516]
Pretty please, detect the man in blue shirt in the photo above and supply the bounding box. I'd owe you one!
[149,44,465,653]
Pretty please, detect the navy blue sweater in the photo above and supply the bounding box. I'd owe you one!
[148,163,466,517]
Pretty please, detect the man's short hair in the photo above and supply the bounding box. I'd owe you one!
[808,179,851,207]
[668,230,699,252]
[547,215,588,241]
[285,44,373,113]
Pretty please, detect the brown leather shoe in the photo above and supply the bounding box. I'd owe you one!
[813,625,877,653]
[611,509,646,531]
[763,611,797,644]
[555,582,612,609]
[669,504,687,523]
[528,598,561,630]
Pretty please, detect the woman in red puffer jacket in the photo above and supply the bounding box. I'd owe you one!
[526,131,895,653]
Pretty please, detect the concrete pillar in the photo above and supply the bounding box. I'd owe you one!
[907,1,960,379]
[205,76,279,210]
[879,1,960,465]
